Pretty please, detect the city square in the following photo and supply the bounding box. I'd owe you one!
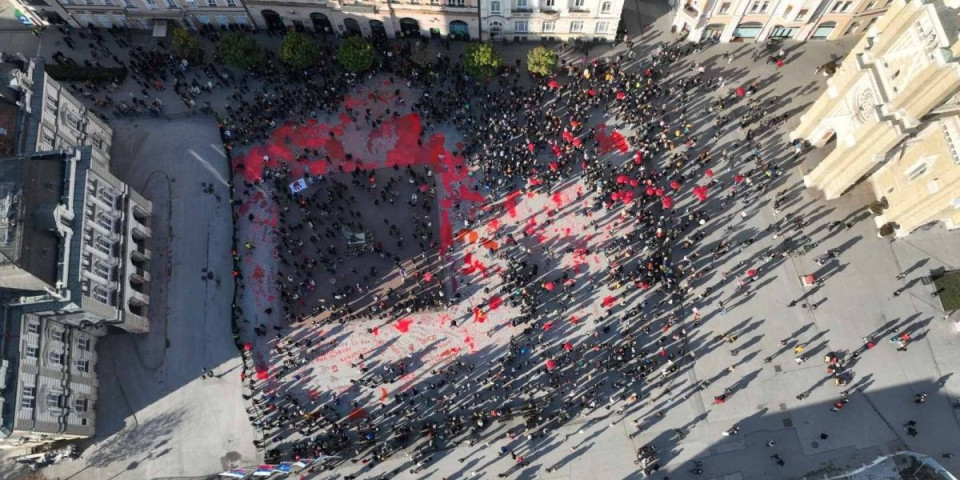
[0,0,958,479]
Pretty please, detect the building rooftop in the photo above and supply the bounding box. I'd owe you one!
[0,150,71,292]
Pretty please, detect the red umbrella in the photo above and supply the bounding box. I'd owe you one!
[549,162,559,171]
[735,87,746,97]
[655,187,665,196]
[634,151,644,164]
[423,272,433,282]
[545,359,557,370]
[747,269,757,277]
[662,196,673,209]
[255,368,269,380]
[543,322,553,331]
[705,169,714,177]
[547,79,560,89]
[527,143,535,152]
[544,281,555,291]
[244,342,253,351]
[616,91,626,100]
[563,342,573,351]
[734,174,745,184]
[645,186,656,196]
[419,184,429,192]
[587,89,597,97]
[670,180,681,190]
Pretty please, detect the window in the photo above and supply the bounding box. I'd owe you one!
[75,398,89,412]
[796,8,808,19]
[570,20,583,32]
[27,322,39,334]
[600,1,610,12]
[25,346,38,358]
[906,159,933,181]
[21,387,35,409]
[542,20,555,31]
[517,0,526,7]
[96,236,112,255]
[124,0,135,9]
[783,5,792,15]
[47,393,67,409]
[49,352,65,365]
[750,1,758,12]
[77,359,90,373]
[841,1,852,11]
[573,0,584,6]
[864,0,875,8]
[759,1,769,12]
[226,0,235,5]
[94,261,112,280]
[207,0,217,5]
[145,0,157,8]
[84,0,94,5]
[544,0,554,6]
[54,330,66,342]
[78,337,91,351]
[514,20,528,32]
[490,0,500,12]
[595,21,608,33]
[718,2,730,13]
[103,0,114,5]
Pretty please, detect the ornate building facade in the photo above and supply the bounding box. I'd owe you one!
[791,0,960,236]
[671,0,892,42]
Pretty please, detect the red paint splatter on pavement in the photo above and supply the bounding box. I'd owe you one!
[602,296,616,308]
[380,387,389,403]
[594,123,630,154]
[552,192,565,208]
[487,218,500,233]
[371,326,380,336]
[439,347,461,358]
[473,307,486,323]
[489,296,502,310]
[571,315,581,325]
[504,191,521,218]
[252,265,265,281]
[394,318,414,333]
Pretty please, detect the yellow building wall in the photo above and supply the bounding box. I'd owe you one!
[869,123,960,233]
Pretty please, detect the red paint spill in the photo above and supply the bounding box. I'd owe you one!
[552,192,565,208]
[473,307,486,323]
[504,191,521,218]
[380,387,389,403]
[489,296,502,310]
[394,318,414,333]
[252,265,265,281]
[371,326,379,336]
[602,296,616,308]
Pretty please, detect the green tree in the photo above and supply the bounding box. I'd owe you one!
[337,36,374,73]
[171,28,204,64]
[279,30,318,69]
[462,42,502,79]
[219,32,263,69]
[527,46,558,77]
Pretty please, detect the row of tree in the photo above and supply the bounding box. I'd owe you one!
[172,29,559,77]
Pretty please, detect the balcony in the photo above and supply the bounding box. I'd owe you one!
[131,245,151,262]
[130,267,150,284]
[566,7,591,15]
[540,7,559,16]
[340,2,377,13]
[123,6,183,18]
[512,6,533,14]
[131,221,151,241]
[128,289,149,307]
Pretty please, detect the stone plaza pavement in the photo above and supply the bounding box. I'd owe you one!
[0,0,958,479]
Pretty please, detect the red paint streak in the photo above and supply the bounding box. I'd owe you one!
[594,123,631,154]
[570,315,581,325]
[439,347,461,358]
[486,218,501,233]
[489,296,502,310]
[602,296,616,308]
[371,326,380,336]
[380,387,390,403]
[394,318,414,333]
[552,192,565,208]
[504,191,521,218]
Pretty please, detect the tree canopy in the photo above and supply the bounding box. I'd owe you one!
[338,36,374,73]
[219,32,263,69]
[462,42,502,79]
[279,31,319,69]
[171,28,204,64]
[527,46,558,77]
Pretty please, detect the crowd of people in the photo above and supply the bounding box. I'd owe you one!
[39,22,916,479]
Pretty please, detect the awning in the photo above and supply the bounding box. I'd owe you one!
[152,19,168,37]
